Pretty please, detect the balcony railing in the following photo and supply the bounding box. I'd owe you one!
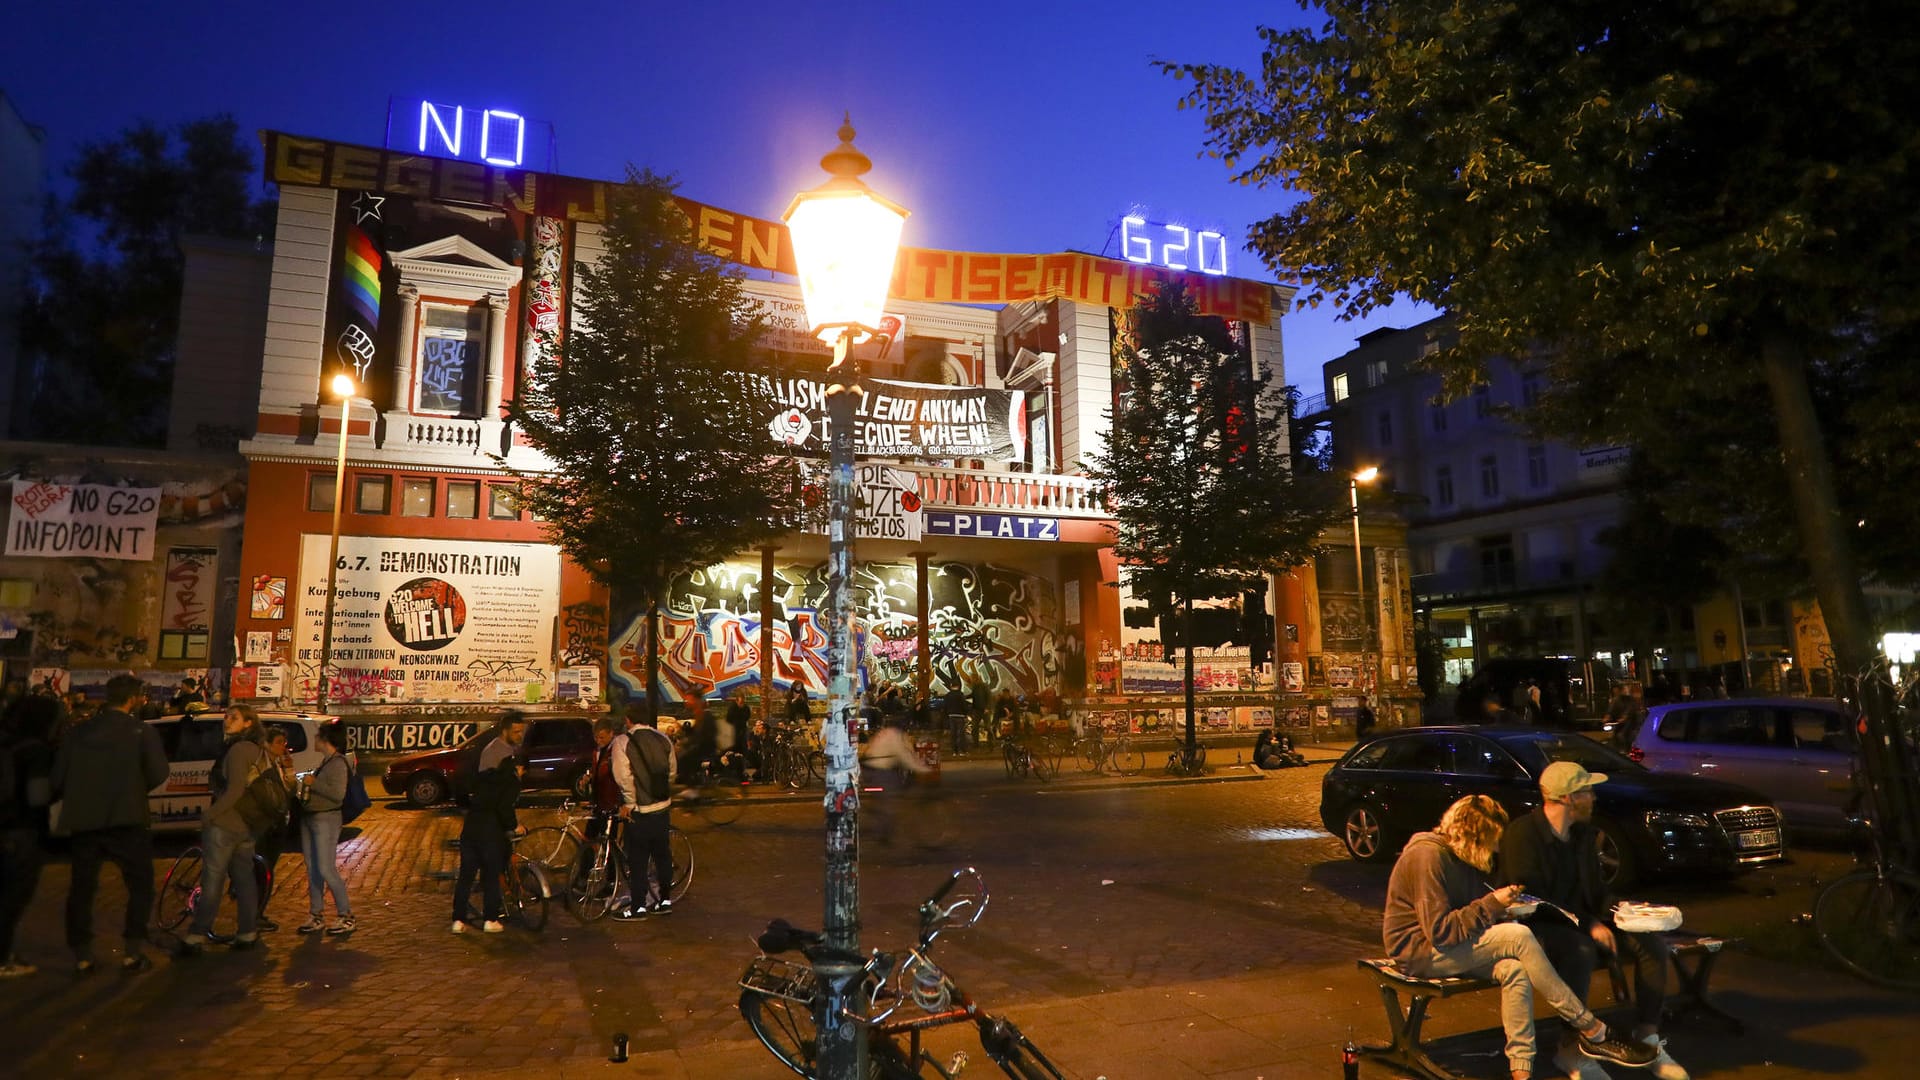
[899,463,1106,518]
[402,417,483,452]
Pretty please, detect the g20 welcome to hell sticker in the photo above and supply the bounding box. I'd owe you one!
[384,577,468,651]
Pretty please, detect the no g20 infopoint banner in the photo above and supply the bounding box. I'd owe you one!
[6,481,162,561]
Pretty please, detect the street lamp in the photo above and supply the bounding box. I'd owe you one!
[1351,466,1380,694]
[785,115,908,1080]
[317,372,370,716]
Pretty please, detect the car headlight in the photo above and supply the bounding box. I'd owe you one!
[1645,810,1713,830]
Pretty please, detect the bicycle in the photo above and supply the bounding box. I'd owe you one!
[155,846,278,932]
[1071,728,1143,776]
[515,798,592,877]
[679,758,748,826]
[1000,736,1061,782]
[501,849,552,932]
[739,867,1066,1079]
[765,725,826,790]
[565,811,695,922]
[1164,742,1208,777]
[1812,807,1920,988]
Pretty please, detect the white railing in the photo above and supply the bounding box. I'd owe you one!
[403,418,483,452]
[900,463,1106,517]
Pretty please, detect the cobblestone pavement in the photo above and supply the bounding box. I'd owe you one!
[0,750,1905,1078]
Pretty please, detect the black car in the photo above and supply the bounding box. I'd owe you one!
[1318,725,1786,888]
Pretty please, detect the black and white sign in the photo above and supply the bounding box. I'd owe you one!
[924,512,1060,541]
[756,375,1026,460]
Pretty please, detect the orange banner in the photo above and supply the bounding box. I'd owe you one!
[263,131,1273,321]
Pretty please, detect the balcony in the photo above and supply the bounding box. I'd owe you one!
[1413,557,1594,603]
[899,462,1106,518]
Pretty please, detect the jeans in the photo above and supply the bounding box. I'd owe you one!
[1,827,47,960]
[66,824,155,956]
[453,825,506,922]
[1529,917,1672,1028]
[300,810,351,919]
[190,822,259,940]
[1410,922,1599,1076]
[625,809,672,911]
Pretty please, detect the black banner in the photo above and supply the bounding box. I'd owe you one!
[760,376,1026,460]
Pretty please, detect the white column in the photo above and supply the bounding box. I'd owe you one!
[390,284,420,413]
[485,292,509,418]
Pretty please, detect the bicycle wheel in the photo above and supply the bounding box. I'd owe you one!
[515,825,582,875]
[696,782,746,827]
[995,1040,1064,1080]
[740,987,818,1077]
[1075,738,1100,773]
[155,848,204,931]
[779,746,808,791]
[1032,739,1062,781]
[1003,741,1021,779]
[805,750,826,787]
[1814,867,1920,988]
[669,827,694,901]
[1111,738,1145,775]
[513,859,550,932]
[569,838,623,922]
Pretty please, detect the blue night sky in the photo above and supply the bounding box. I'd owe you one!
[8,0,1433,387]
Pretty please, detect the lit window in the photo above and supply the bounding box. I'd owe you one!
[489,485,520,520]
[1436,466,1454,507]
[0,579,34,607]
[355,475,391,514]
[307,473,335,513]
[417,305,485,416]
[1331,373,1350,402]
[401,478,435,518]
[158,630,211,661]
[447,481,479,519]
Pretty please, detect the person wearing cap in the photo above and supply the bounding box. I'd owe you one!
[1501,761,1688,1080]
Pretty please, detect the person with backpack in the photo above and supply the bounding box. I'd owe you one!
[52,674,169,974]
[1,695,60,976]
[612,704,676,920]
[453,714,526,933]
[296,723,355,936]
[181,705,278,954]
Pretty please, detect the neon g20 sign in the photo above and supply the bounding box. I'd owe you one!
[1121,216,1230,276]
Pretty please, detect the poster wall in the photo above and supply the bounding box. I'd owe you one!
[294,535,561,704]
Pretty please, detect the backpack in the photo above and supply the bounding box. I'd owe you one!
[623,728,671,805]
[237,751,291,839]
[340,761,372,825]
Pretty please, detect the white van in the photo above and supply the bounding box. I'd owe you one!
[145,712,355,832]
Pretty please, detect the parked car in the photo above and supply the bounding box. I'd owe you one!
[143,712,357,833]
[1628,698,1857,835]
[1319,725,1785,888]
[381,716,596,808]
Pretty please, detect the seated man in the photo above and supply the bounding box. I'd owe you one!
[1384,795,1656,1080]
[1503,762,1688,1080]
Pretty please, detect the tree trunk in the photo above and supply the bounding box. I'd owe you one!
[1758,335,1917,855]
[1184,592,1197,752]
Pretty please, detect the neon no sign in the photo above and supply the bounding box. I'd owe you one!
[1121,216,1230,276]
[417,101,526,168]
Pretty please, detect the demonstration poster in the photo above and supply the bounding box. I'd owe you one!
[762,376,1026,460]
[295,535,561,704]
[6,481,161,560]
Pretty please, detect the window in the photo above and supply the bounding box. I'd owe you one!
[1788,708,1851,752]
[1675,706,1777,747]
[307,473,335,513]
[1366,358,1388,387]
[1473,385,1493,419]
[417,304,485,415]
[1430,403,1448,433]
[1331,373,1350,402]
[1527,444,1548,488]
[447,480,479,519]
[1479,454,1501,498]
[1479,535,1517,588]
[0,579,33,607]
[1435,466,1455,507]
[158,629,210,661]
[1521,372,1543,408]
[489,484,520,520]
[355,475,391,514]
[1346,735,1448,772]
[401,478,435,517]
[1450,735,1525,779]
[1376,410,1393,447]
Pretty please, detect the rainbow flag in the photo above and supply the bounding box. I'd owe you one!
[342,226,383,325]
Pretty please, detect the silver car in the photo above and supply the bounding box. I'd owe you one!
[1628,698,1856,834]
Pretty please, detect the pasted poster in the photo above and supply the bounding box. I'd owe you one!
[251,575,287,620]
[244,632,273,664]
[798,463,923,541]
[295,535,561,704]
[6,481,161,561]
[255,665,284,698]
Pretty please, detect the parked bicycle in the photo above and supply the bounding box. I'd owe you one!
[1071,728,1143,776]
[154,846,278,932]
[1812,799,1920,988]
[564,811,694,922]
[1000,736,1060,782]
[1163,742,1208,777]
[739,867,1066,1079]
[765,724,827,790]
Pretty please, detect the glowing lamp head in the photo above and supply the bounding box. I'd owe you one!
[330,373,357,399]
[1354,466,1380,484]
[783,116,908,345]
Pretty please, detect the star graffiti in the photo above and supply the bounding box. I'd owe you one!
[351,192,386,225]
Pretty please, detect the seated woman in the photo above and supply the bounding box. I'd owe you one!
[1253,730,1300,769]
[1382,795,1655,1080]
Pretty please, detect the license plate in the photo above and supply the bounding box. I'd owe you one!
[1735,828,1780,850]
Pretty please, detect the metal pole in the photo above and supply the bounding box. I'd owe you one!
[816,329,866,1080]
[317,396,353,715]
[1351,478,1368,691]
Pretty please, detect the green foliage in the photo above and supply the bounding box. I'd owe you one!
[501,168,804,610]
[1089,280,1342,624]
[21,115,274,443]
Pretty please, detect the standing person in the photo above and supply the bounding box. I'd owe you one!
[168,678,205,714]
[295,723,355,935]
[970,679,993,749]
[453,713,527,933]
[1,696,60,976]
[612,705,676,920]
[251,726,299,933]
[722,689,751,779]
[1355,695,1378,740]
[1384,795,1656,1080]
[1502,763,1689,1080]
[943,686,970,754]
[181,705,274,954]
[53,674,169,974]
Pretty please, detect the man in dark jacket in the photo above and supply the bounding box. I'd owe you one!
[1501,762,1688,1080]
[454,715,525,933]
[52,674,169,973]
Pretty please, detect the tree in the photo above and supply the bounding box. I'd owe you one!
[21,115,275,443]
[1089,282,1343,753]
[1168,0,1920,848]
[502,169,804,722]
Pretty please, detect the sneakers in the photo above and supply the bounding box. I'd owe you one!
[451,920,469,934]
[1553,1041,1610,1080]
[650,899,674,916]
[1642,1035,1689,1080]
[481,920,506,933]
[297,917,327,934]
[255,915,280,933]
[614,907,648,921]
[326,917,357,936]
[1578,1025,1658,1068]
[0,960,36,978]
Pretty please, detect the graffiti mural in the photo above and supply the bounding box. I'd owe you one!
[608,559,1060,704]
